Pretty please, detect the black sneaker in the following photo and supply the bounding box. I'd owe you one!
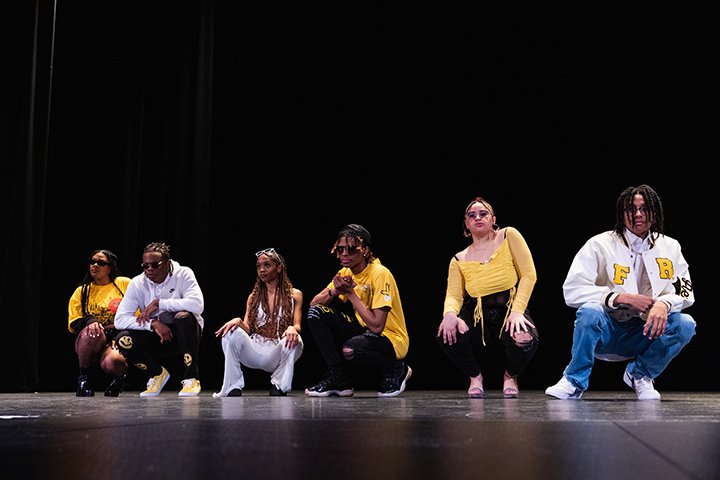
[304,373,354,397]
[269,385,287,396]
[76,374,94,397]
[104,375,125,397]
[227,388,243,397]
[378,362,412,397]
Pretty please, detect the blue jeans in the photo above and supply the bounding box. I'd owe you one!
[563,303,696,391]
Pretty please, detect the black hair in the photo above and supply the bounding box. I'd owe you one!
[613,184,665,245]
[143,242,174,274]
[79,249,124,316]
[331,224,375,262]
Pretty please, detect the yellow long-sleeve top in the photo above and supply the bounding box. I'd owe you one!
[443,227,537,343]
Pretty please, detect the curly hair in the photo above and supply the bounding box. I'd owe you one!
[249,249,296,339]
[613,184,665,244]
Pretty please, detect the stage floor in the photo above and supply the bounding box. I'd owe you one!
[2,390,719,480]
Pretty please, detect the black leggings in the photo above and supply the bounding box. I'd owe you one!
[116,312,201,380]
[436,291,539,378]
[307,304,397,375]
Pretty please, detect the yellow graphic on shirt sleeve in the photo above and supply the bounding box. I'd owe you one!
[381,282,391,301]
[613,263,630,285]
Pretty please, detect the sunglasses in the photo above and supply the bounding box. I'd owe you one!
[335,245,359,255]
[88,259,110,267]
[255,248,277,257]
[141,260,164,270]
[465,210,492,220]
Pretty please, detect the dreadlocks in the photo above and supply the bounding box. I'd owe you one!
[250,249,296,339]
[331,224,376,262]
[613,184,665,243]
[143,242,174,274]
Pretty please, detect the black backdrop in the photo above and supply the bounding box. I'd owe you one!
[2,0,717,393]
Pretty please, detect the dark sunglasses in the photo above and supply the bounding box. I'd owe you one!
[88,259,110,267]
[335,245,358,255]
[141,260,164,270]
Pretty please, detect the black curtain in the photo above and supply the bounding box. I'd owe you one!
[1,0,56,392]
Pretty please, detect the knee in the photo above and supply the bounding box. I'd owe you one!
[99,352,126,376]
[174,312,193,326]
[512,331,535,347]
[669,313,696,342]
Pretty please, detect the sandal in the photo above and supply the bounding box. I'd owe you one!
[468,386,484,399]
[503,372,519,398]
[468,374,484,398]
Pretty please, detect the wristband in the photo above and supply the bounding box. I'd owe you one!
[327,288,334,298]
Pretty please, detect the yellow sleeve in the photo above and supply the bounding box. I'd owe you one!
[67,286,83,333]
[443,257,465,315]
[506,227,537,313]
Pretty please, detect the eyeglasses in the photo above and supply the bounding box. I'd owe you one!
[465,210,492,220]
[141,260,164,270]
[335,245,358,255]
[88,259,109,267]
[255,248,277,257]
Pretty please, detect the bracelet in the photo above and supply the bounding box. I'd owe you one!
[327,288,334,298]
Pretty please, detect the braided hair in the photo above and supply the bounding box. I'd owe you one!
[143,242,174,274]
[613,184,665,245]
[249,249,296,339]
[331,224,376,262]
[79,249,124,316]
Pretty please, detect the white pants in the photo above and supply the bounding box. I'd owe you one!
[212,329,303,397]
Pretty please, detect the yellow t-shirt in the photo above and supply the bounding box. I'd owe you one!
[328,258,410,359]
[67,277,131,333]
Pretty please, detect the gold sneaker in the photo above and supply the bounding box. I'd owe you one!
[140,367,170,397]
[179,378,201,397]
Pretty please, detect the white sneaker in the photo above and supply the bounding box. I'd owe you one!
[140,367,170,397]
[623,370,661,400]
[545,376,583,399]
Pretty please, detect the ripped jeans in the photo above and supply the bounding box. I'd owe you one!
[436,291,539,378]
[306,304,397,378]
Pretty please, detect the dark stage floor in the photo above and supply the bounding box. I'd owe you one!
[2,390,719,480]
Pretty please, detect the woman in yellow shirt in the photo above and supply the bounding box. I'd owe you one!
[68,249,130,396]
[437,197,539,398]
